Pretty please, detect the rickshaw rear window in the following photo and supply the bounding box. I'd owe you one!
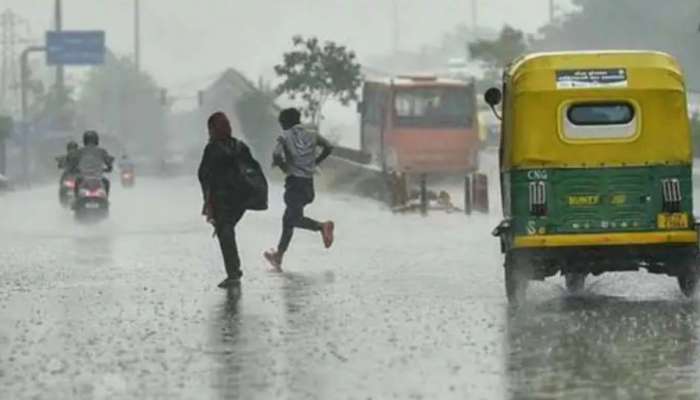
[567,103,635,126]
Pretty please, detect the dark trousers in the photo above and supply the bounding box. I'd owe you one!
[277,176,321,253]
[213,193,246,278]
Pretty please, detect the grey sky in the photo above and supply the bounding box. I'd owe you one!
[5,0,570,93]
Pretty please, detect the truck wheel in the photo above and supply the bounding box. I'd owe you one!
[678,268,699,297]
[505,254,529,306]
[565,273,586,293]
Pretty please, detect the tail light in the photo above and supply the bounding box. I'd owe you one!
[661,178,682,212]
[529,181,547,216]
[63,179,76,188]
[79,188,107,198]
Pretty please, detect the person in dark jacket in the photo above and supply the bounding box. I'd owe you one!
[264,108,335,271]
[68,131,114,196]
[198,111,256,288]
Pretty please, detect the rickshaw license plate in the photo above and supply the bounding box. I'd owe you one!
[657,213,689,229]
[85,202,100,209]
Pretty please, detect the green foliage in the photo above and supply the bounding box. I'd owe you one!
[274,36,362,124]
[533,0,700,87]
[469,26,528,71]
[77,51,166,156]
[236,80,279,165]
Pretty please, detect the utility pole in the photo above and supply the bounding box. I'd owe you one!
[134,0,141,71]
[549,0,555,23]
[391,0,399,57]
[471,0,478,35]
[54,0,64,99]
[1,9,28,116]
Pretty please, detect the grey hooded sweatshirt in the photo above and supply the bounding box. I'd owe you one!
[274,124,332,179]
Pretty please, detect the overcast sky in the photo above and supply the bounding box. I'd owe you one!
[5,0,571,95]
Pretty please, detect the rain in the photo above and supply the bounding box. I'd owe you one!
[2,1,700,399]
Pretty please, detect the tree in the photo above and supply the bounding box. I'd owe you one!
[468,25,528,74]
[532,0,700,87]
[77,51,166,157]
[274,36,362,124]
[236,79,279,165]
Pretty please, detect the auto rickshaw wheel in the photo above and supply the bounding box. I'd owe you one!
[677,267,699,297]
[505,253,529,305]
[565,273,586,293]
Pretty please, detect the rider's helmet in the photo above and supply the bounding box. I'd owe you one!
[66,140,79,152]
[83,130,99,146]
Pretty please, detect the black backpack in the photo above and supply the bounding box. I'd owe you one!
[224,139,268,211]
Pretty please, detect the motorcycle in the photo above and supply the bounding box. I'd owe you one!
[58,174,77,208]
[120,169,135,187]
[73,176,110,221]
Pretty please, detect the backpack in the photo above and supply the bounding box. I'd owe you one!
[231,140,268,211]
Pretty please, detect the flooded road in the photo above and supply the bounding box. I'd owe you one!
[0,176,698,399]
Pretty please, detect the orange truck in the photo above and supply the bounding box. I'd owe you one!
[357,76,486,213]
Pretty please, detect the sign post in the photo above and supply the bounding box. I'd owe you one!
[46,30,105,66]
[17,31,105,185]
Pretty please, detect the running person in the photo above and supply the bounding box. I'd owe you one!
[264,108,334,271]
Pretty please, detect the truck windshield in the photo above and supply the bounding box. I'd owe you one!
[394,87,473,128]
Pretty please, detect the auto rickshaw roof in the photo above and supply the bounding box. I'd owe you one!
[501,51,691,170]
[506,51,684,91]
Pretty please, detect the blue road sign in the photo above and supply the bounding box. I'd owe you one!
[46,31,105,66]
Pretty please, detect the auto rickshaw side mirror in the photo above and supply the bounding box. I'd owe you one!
[484,87,503,120]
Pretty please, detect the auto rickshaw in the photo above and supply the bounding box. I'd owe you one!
[485,51,699,304]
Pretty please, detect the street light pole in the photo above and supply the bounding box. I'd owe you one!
[54,0,64,97]
[134,0,141,71]
[20,46,46,185]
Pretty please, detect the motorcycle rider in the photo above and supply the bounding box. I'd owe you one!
[118,154,135,174]
[57,140,80,204]
[264,107,335,271]
[57,140,80,177]
[68,130,115,196]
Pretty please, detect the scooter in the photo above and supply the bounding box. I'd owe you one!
[73,176,110,222]
[58,175,77,208]
[120,169,135,187]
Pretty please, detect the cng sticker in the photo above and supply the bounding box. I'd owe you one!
[527,170,548,181]
[568,195,600,206]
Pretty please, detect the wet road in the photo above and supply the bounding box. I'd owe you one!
[1,176,699,399]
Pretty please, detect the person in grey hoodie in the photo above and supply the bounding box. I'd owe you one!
[264,108,334,271]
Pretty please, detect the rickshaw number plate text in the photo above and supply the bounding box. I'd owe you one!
[657,213,689,229]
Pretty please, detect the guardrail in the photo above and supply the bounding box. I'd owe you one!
[331,146,372,165]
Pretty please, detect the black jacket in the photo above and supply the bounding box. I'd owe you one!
[198,137,252,204]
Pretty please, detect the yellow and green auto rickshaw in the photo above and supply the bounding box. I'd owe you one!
[484,51,699,304]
